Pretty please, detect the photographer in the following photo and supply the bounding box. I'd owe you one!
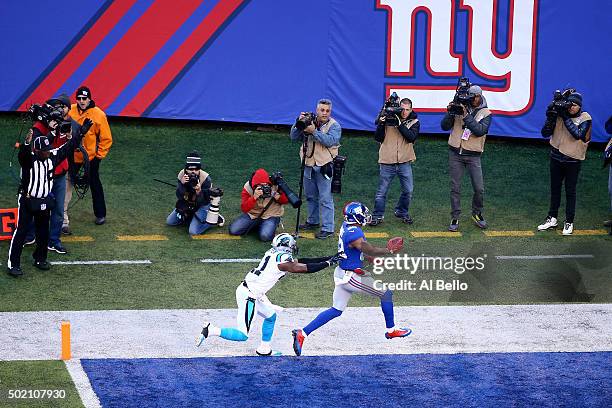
[538,90,591,235]
[441,84,492,232]
[166,151,221,235]
[371,97,419,226]
[228,168,289,242]
[290,98,341,239]
[7,118,91,277]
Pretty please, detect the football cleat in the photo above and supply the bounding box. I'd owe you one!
[196,323,210,347]
[292,329,305,356]
[385,328,412,339]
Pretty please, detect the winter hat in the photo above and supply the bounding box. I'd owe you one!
[185,151,201,170]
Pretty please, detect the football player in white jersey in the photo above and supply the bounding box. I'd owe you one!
[196,233,344,356]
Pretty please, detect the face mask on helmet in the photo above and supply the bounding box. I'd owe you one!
[343,202,372,226]
[272,233,298,256]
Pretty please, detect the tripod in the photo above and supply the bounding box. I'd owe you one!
[294,135,312,237]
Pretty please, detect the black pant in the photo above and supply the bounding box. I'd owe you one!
[548,158,581,223]
[8,196,51,268]
[90,157,106,218]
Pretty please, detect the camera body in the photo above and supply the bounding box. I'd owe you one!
[448,77,473,116]
[270,171,302,208]
[185,171,200,193]
[27,103,64,126]
[295,112,317,131]
[58,121,72,134]
[552,88,575,113]
[381,92,403,126]
[259,184,272,199]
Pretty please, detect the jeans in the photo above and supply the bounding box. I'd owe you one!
[166,204,212,235]
[228,213,280,242]
[373,163,414,218]
[548,158,581,223]
[25,173,66,246]
[449,150,484,219]
[304,165,334,232]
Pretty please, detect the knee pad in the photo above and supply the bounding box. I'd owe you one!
[382,290,393,302]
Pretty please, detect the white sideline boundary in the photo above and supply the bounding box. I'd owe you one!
[496,255,594,260]
[51,260,152,265]
[65,359,101,408]
[0,304,610,360]
[201,258,260,263]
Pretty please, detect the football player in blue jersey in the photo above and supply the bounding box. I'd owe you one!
[292,201,411,356]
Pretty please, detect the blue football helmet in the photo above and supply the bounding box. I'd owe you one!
[343,201,372,226]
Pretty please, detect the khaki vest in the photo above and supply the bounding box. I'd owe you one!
[448,108,491,153]
[177,169,210,201]
[549,112,591,160]
[243,182,284,219]
[378,119,418,164]
[299,117,340,167]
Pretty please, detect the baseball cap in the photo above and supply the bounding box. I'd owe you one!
[468,85,483,97]
[33,135,53,152]
[76,86,92,99]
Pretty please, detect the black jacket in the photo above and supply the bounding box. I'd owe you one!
[375,111,419,143]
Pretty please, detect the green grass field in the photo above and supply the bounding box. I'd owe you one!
[0,113,610,312]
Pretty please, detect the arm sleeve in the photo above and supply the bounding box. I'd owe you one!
[304,261,331,273]
[18,143,31,166]
[312,122,341,147]
[398,120,419,143]
[276,190,289,205]
[441,113,454,131]
[53,129,85,163]
[541,117,556,138]
[463,113,491,137]
[298,256,332,263]
[289,125,304,142]
[176,183,185,200]
[196,176,212,205]
[563,118,592,142]
[374,124,386,143]
[95,112,112,159]
[241,188,256,213]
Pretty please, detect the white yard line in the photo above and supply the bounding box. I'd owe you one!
[0,304,610,360]
[496,255,594,260]
[200,258,260,263]
[51,260,152,265]
[64,359,101,408]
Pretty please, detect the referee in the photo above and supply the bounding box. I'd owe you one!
[7,118,91,277]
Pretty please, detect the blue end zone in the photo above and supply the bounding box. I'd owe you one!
[81,352,611,407]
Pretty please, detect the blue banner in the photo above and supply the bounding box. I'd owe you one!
[0,0,610,141]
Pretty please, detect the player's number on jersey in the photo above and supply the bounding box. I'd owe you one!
[251,255,271,276]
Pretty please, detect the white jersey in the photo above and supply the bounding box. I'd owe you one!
[243,248,293,298]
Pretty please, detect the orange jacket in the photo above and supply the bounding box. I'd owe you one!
[69,103,112,163]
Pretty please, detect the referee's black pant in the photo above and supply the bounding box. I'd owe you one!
[8,196,50,269]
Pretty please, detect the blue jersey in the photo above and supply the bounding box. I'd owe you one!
[338,222,365,270]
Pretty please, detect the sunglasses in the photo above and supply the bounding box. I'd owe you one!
[76,96,89,101]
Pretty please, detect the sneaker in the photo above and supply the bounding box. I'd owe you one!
[369,216,384,226]
[33,260,51,271]
[217,214,225,227]
[395,212,414,225]
[95,217,106,225]
[61,225,72,235]
[603,219,612,227]
[448,219,459,232]
[196,323,210,347]
[48,243,68,254]
[537,216,558,231]
[385,327,412,339]
[7,266,23,277]
[24,238,35,246]
[562,222,574,236]
[472,213,487,229]
[292,329,305,356]
[315,230,334,239]
[298,222,320,231]
[255,345,272,356]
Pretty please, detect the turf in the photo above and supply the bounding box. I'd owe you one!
[0,360,83,407]
[0,114,610,311]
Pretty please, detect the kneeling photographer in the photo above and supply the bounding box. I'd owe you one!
[166,151,224,235]
[228,169,293,242]
[538,90,592,235]
[441,78,492,232]
[371,94,420,226]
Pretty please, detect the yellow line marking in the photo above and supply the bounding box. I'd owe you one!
[484,230,535,237]
[364,232,389,238]
[117,235,168,241]
[192,233,241,240]
[557,229,608,236]
[61,235,94,242]
[410,231,462,238]
[296,232,315,239]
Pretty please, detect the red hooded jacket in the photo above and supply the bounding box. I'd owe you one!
[241,169,288,213]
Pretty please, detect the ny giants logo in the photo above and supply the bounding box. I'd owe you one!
[376,0,538,115]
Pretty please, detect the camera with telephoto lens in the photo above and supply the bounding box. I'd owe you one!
[551,88,575,113]
[447,77,473,116]
[270,171,302,208]
[331,155,347,194]
[58,121,72,134]
[27,103,64,126]
[205,187,224,225]
[295,112,317,131]
[259,184,272,198]
[379,92,403,126]
[185,171,200,193]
